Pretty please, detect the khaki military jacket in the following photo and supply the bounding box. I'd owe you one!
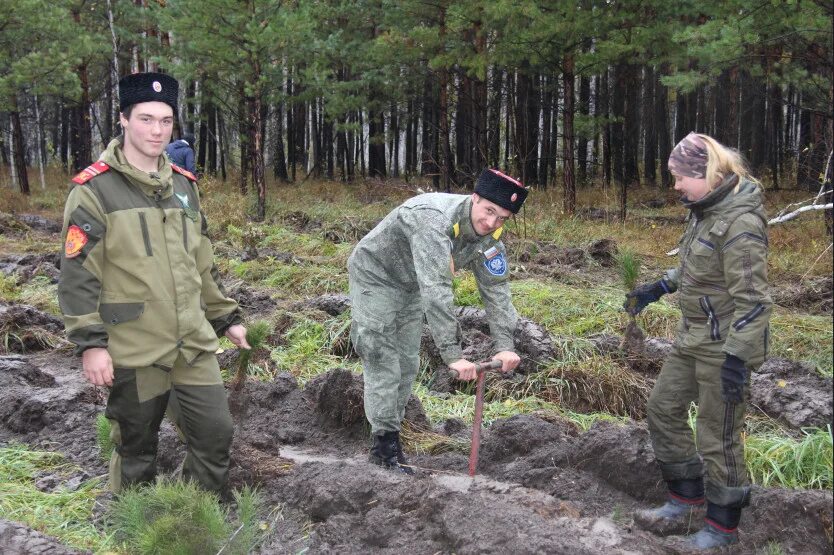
[664,175,771,365]
[58,138,240,368]
[348,193,518,364]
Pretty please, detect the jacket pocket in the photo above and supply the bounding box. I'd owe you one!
[698,296,721,341]
[100,302,145,325]
[138,213,153,256]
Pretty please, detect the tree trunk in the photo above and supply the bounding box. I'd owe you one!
[562,53,576,215]
[601,68,612,190]
[218,111,227,181]
[368,107,386,178]
[439,68,452,190]
[249,86,266,221]
[612,64,626,219]
[514,67,538,185]
[10,105,30,194]
[642,66,656,185]
[623,64,640,186]
[577,73,590,184]
[540,75,552,189]
[286,74,295,181]
[34,95,46,189]
[197,100,209,173]
[656,65,672,188]
[238,87,249,194]
[488,68,502,168]
[273,102,289,181]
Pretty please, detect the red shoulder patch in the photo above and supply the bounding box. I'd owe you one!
[71,161,110,185]
[171,164,197,182]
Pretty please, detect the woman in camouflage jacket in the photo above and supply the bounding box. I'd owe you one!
[625,133,771,550]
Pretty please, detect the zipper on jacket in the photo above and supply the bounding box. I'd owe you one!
[138,212,153,256]
[733,303,765,331]
[181,212,188,250]
[698,295,721,341]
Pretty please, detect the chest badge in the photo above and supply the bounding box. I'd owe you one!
[176,192,199,221]
[64,225,88,258]
[483,251,507,276]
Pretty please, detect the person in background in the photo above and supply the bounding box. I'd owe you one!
[165,133,196,175]
[626,133,771,550]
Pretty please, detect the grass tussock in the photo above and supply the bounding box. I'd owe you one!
[0,443,112,552]
[107,479,265,555]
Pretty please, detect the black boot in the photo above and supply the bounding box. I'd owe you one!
[685,503,741,550]
[634,478,705,536]
[369,431,413,475]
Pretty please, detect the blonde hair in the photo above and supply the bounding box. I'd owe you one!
[696,134,760,192]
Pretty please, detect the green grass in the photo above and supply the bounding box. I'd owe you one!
[270,314,358,384]
[769,311,833,376]
[745,425,833,489]
[0,443,113,552]
[107,480,265,555]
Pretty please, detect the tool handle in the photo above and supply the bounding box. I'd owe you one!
[448,359,504,379]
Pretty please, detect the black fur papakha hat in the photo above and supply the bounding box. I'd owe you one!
[474,168,528,214]
[119,72,179,114]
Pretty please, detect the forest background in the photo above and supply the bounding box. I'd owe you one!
[1,0,832,224]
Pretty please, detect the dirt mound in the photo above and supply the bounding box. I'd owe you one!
[587,237,619,267]
[588,333,671,377]
[221,279,278,316]
[16,214,62,234]
[0,519,87,554]
[572,421,665,502]
[0,252,61,284]
[298,293,352,316]
[751,357,833,429]
[421,307,556,382]
[0,302,65,353]
[742,487,833,553]
[772,276,833,314]
[305,368,430,434]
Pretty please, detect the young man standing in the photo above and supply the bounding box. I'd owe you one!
[348,169,528,473]
[58,72,249,494]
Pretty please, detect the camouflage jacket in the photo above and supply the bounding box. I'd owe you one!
[58,138,240,368]
[348,193,518,364]
[664,175,771,364]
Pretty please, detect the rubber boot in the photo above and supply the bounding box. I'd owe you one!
[685,504,741,550]
[394,435,415,475]
[369,431,412,475]
[634,478,705,536]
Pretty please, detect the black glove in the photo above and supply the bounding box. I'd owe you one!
[721,354,747,403]
[624,279,671,315]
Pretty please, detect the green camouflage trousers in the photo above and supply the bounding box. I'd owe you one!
[105,351,233,493]
[647,345,751,507]
[349,274,425,435]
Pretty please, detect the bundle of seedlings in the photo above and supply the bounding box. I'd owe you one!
[617,249,646,353]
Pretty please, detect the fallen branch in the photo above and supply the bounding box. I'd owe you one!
[768,203,833,225]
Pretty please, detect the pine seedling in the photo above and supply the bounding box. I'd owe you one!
[95,414,114,462]
[615,249,646,351]
[231,320,271,391]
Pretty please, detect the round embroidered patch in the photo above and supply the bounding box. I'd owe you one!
[484,253,507,276]
[65,225,88,258]
[511,193,518,202]
[152,81,162,92]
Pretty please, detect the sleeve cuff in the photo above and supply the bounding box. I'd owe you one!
[440,346,464,365]
[210,310,243,337]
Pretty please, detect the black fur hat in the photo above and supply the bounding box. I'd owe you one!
[474,169,528,214]
[119,72,179,114]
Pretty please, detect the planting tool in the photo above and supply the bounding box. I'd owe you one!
[449,359,505,476]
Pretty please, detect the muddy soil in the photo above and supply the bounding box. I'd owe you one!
[2,349,832,554]
[771,276,833,315]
